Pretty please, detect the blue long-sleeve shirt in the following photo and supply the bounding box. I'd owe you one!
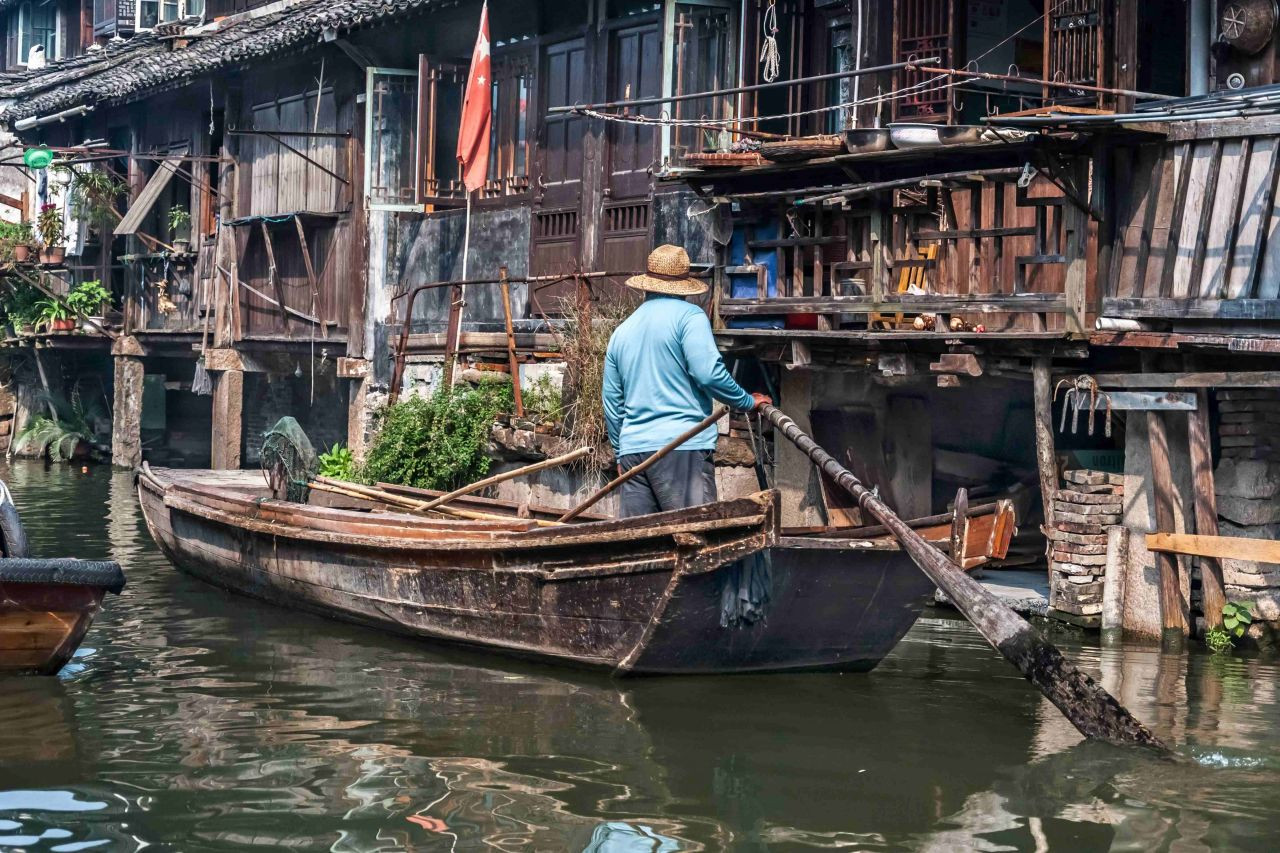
[603,295,755,456]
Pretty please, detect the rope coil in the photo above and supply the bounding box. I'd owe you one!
[760,0,780,84]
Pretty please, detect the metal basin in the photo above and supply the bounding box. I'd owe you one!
[938,125,986,145]
[888,123,942,149]
[844,128,893,154]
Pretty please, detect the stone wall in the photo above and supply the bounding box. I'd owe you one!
[1213,389,1280,624]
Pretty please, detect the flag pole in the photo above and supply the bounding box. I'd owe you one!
[449,189,472,388]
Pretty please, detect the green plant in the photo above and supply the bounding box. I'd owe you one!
[64,168,126,226]
[36,203,64,247]
[522,372,563,423]
[318,443,358,481]
[2,280,43,329]
[1206,626,1234,655]
[36,297,72,327]
[167,207,191,237]
[364,383,512,491]
[0,220,33,248]
[1223,601,1253,639]
[66,280,112,316]
[13,385,105,462]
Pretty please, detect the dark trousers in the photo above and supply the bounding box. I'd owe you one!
[617,449,718,518]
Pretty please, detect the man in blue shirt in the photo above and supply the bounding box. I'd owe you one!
[603,245,771,518]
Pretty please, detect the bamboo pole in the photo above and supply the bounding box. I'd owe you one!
[559,407,728,523]
[402,447,591,513]
[761,404,1166,749]
[307,471,568,525]
[307,478,563,528]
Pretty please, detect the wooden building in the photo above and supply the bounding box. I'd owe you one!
[4,1,1280,641]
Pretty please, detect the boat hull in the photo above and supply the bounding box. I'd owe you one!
[0,559,125,675]
[138,468,933,675]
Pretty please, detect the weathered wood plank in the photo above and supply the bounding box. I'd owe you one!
[1147,532,1280,563]
[1102,297,1280,320]
[1167,140,1213,297]
[1200,139,1246,299]
[1226,136,1279,299]
[1174,140,1221,299]
[1146,408,1189,644]
[1188,389,1227,631]
[1092,371,1280,389]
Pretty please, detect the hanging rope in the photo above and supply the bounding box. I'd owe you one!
[760,0,781,83]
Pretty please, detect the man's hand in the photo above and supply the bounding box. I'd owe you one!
[750,392,773,412]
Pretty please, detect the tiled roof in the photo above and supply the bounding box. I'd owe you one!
[0,0,453,123]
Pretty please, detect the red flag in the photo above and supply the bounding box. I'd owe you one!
[456,1,491,193]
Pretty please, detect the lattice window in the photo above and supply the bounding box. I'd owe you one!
[893,0,958,122]
[535,209,580,240]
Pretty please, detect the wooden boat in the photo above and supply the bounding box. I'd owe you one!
[136,465,1010,675]
[0,558,126,674]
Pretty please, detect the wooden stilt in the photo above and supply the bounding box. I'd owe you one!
[1188,388,1227,631]
[1032,356,1059,530]
[1147,408,1189,648]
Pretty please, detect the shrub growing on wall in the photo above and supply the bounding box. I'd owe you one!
[364,383,512,491]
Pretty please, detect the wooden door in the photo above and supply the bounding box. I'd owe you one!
[604,20,662,199]
[597,18,661,284]
[530,37,588,313]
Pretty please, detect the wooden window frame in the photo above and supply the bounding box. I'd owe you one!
[414,46,538,211]
[661,0,740,165]
[364,66,420,212]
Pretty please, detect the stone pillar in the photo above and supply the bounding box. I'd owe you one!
[112,355,145,469]
[211,369,244,470]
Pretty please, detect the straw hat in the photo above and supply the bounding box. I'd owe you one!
[625,244,708,296]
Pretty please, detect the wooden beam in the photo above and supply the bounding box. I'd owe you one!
[259,222,289,332]
[719,293,1067,315]
[1083,391,1197,411]
[1032,357,1058,530]
[1103,297,1280,320]
[1147,532,1280,564]
[1146,407,1189,646]
[1093,371,1280,389]
[294,216,327,339]
[1188,388,1227,630]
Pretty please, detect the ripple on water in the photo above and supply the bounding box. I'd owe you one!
[2,460,1280,850]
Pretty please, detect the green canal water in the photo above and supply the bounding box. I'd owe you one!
[1,460,1279,851]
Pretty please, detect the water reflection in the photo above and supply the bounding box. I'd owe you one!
[0,461,1278,850]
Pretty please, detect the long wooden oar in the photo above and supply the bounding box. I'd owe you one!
[761,404,1166,749]
[559,407,728,522]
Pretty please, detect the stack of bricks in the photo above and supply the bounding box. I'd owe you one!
[1048,469,1124,626]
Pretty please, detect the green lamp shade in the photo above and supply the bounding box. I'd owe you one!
[22,147,54,169]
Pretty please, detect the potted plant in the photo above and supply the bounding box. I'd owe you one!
[36,203,65,265]
[0,221,34,263]
[4,282,41,335]
[66,168,126,238]
[37,296,76,333]
[66,280,112,332]
[167,207,192,253]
